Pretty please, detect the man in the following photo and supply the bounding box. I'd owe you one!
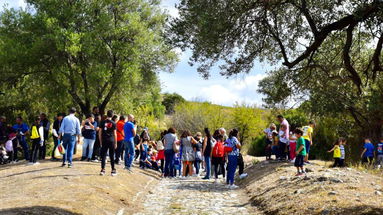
[124,114,136,172]
[51,113,64,161]
[277,115,290,161]
[115,115,126,165]
[59,107,81,168]
[13,116,30,161]
[39,113,50,160]
[99,110,117,176]
[302,121,315,163]
[91,106,101,162]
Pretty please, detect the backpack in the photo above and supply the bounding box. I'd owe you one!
[212,141,225,157]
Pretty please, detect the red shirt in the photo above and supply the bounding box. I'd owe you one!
[116,120,125,141]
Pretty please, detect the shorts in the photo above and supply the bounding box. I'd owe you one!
[294,155,304,167]
[304,139,311,154]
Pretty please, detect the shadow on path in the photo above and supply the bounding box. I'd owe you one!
[0,206,80,215]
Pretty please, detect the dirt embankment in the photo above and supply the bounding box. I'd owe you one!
[240,159,383,215]
[0,156,160,215]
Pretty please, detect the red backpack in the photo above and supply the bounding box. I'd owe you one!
[212,141,225,157]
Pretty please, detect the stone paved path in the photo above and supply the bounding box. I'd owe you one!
[134,177,258,215]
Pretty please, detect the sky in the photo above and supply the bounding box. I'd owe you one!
[2,0,271,107]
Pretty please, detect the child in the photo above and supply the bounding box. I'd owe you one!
[294,128,306,176]
[328,139,341,167]
[212,134,225,182]
[271,131,279,160]
[376,138,383,169]
[29,116,44,165]
[139,139,149,169]
[0,144,8,164]
[339,138,346,167]
[361,138,374,166]
[289,132,297,163]
[173,152,181,177]
[5,133,16,163]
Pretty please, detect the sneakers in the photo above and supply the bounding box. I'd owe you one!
[68,164,72,168]
[226,184,232,189]
[33,162,40,165]
[230,185,239,189]
[239,173,248,179]
[61,163,66,167]
[100,169,105,176]
[91,159,99,163]
[124,167,133,173]
[111,170,117,176]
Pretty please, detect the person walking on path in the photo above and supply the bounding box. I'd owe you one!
[99,110,117,176]
[225,129,241,189]
[59,107,81,168]
[39,113,50,160]
[13,116,30,161]
[163,127,178,177]
[202,128,215,180]
[123,114,136,172]
[29,116,44,165]
[81,114,98,161]
[277,115,290,160]
[51,113,64,161]
[115,115,126,165]
[302,121,315,163]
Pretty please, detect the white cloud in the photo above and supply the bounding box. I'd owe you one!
[1,0,26,9]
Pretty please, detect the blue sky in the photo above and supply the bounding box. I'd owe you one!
[2,0,270,107]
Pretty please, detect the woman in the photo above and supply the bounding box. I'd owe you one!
[225,129,241,189]
[202,128,215,180]
[81,114,98,161]
[163,128,178,177]
[180,130,197,177]
[193,132,203,176]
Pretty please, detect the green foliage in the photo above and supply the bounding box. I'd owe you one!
[247,135,267,157]
[162,93,185,114]
[0,0,177,119]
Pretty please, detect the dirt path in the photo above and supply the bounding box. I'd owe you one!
[134,177,259,215]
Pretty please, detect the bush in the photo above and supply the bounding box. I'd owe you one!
[247,135,267,156]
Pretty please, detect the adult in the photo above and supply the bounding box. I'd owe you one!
[226,129,241,189]
[193,132,203,176]
[39,113,50,160]
[59,107,81,168]
[163,127,178,177]
[302,121,315,163]
[91,107,101,162]
[115,115,126,165]
[81,114,98,161]
[29,116,44,165]
[51,113,64,161]
[263,123,277,147]
[219,128,228,141]
[202,128,215,180]
[277,115,290,160]
[99,110,117,176]
[180,130,197,177]
[13,116,30,161]
[123,114,136,172]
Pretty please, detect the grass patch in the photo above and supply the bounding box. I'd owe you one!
[169,203,183,210]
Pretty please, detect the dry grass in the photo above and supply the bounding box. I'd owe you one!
[0,147,160,215]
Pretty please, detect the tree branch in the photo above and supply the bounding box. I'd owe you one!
[343,22,362,93]
[372,32,383,81]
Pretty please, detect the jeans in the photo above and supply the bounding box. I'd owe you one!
[194,160,201,175]
[18,136,29,160]
[227,155,238,185]
[204,155,211,179]
[30,139,40,163]
[124,139,135,168]
[101,140,115,170]
[62,134,76,164]
[82,138,95,159]
[278,141,287,160]
[164,149,175,177]
[115,140,124,163]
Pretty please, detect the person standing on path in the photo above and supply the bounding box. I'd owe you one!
[13,116,30,161]
[277,115,290,160]
[29,116,44,165]
[99,110,117,176]
[91,107,101,162]
[39,113,50,160]
[81,114,98,161]
[124,114,136,172]
[180,130,197,177]
[202,128,215,180]
[115,115,126,165]
[212,134,225,182]
[302,121,315,163]
[163,127,178,177]
[226,129,241,189]
[59,107,81,168]
[193,132,203,176]
[51,113,64,161]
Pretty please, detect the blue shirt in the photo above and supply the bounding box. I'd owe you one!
[59,114,81,135]
[123,121,135,141]
[377,143,383,155]
[226,137,241,156]
[13,123,29,141]
[363,142,375,157]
